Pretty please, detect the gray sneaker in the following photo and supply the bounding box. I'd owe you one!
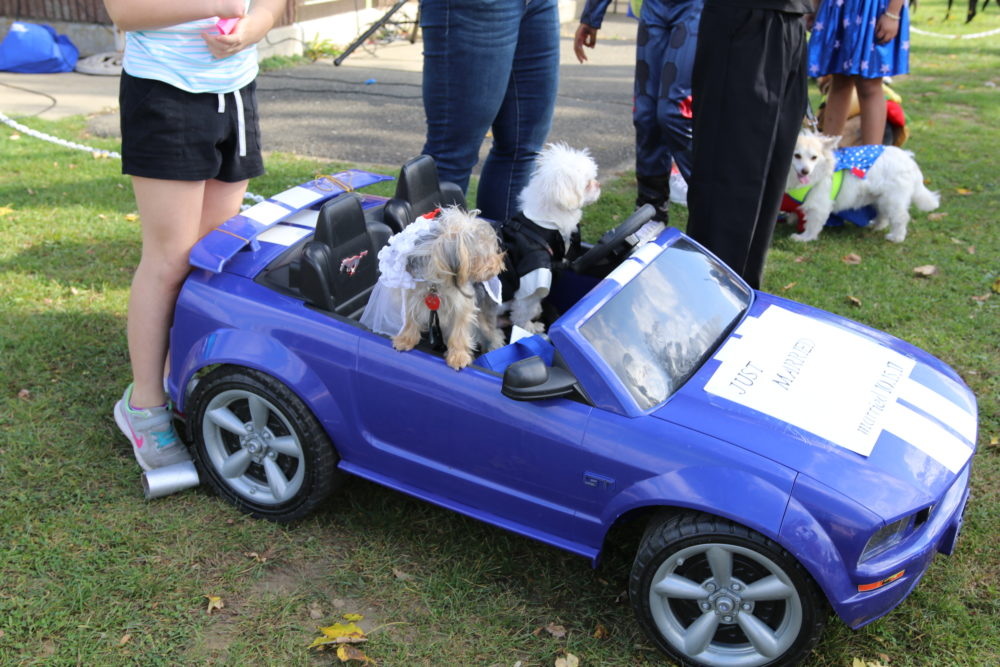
[113,384,191,471]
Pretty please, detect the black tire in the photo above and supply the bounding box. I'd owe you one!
[629,512,826,667]
[189,366,342,522]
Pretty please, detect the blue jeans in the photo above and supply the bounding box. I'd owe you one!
[420,0,559,221]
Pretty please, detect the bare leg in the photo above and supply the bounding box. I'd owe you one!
[128,177,246,409]
[856,77,887,146]
[820,74,855,138]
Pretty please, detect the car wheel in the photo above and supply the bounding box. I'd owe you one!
[189,366,342,522]
[629,512,826,667]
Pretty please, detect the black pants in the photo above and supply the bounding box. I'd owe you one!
[685,5,807,289]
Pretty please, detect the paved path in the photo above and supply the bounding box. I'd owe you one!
[0,14,639,178]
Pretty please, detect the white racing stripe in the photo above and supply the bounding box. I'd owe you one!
[242,200,290,225]
[897,378,977,444]
[257,224,312,246]
[883,402,974,473]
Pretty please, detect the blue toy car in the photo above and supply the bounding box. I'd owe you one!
[169,158,976,667]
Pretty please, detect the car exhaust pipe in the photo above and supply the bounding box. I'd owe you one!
[141,460,200,499]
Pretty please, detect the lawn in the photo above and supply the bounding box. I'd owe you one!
[1,3,997,665]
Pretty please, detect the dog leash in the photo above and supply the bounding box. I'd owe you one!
[804,99,820,133]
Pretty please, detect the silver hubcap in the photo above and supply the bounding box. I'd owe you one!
[202,389,305,505]
[649,543,803,667]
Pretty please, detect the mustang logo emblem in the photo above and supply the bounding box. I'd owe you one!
[339,250,368,276]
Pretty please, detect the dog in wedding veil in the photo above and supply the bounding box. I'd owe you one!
[361,206,506,370]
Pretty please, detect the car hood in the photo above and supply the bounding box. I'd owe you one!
[655,296,977,518]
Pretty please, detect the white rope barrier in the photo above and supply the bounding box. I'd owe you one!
[1,109,263,205]
[1,109,120,158]
[911,25,1000,39]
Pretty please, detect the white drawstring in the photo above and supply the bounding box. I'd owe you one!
[233,87,246,157]
[217,90,246,156]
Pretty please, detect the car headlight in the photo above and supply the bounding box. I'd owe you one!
[859,516,911,563]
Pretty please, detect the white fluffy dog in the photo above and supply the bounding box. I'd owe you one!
[496,143,601,332]
[787,130,940,243]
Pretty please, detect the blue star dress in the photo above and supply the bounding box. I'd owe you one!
[808,0,910,79]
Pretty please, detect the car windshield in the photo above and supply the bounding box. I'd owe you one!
[580,239,752,410]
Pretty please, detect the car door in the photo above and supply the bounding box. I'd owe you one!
[350,334,610,553]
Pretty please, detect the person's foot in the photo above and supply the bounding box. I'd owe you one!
[113,384,191,471]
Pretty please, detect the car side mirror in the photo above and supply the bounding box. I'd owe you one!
[501,355,578,401]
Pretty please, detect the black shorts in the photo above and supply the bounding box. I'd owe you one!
[119,71,264,182]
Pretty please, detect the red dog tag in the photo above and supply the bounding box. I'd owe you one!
[424,293,440,310]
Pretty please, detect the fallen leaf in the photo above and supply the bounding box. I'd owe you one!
[971,294,990,303]
[125,213,139,222]
[929,212,948,221]
[308,621,367,649]
[593,623,610,639]
[793,255,807,263]
[912,265,938,277]
[392,567,413,581]
[204,595,224,614]
[9,133,18,139]
[992,277,1000,294]
[555,652,580,667]
[342,613,364,622]
[966,245,975,254]
[842,253,862,265]
[309,602,324,619]
[781,282,797,292]
[18,389,31,400]
[846,295,862,307]
[337,644,376,664]
[538,622,567,639]
[955,187,973,195]
[118,633,131,646]
[0,205,13,217]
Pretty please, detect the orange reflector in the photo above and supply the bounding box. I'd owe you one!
[858,570,905,592]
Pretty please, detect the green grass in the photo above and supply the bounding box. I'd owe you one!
[1,3,998,664]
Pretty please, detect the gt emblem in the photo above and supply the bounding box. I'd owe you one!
[339,250,368,276]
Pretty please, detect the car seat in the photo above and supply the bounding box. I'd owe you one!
[382,155,466,233]
[299,193,391,318]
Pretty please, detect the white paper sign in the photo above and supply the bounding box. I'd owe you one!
[704,306,916,457]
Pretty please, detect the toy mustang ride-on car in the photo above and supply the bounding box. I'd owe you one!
[167,156,977,667]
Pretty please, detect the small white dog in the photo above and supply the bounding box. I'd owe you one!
[787,130,940,243]
[496,143,601,332]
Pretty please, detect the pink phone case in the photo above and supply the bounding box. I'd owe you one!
[216,18,239,35]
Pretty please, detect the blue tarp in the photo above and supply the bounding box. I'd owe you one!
[0,21,79,73]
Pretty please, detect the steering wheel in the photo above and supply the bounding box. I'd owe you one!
[571,204,657,274]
